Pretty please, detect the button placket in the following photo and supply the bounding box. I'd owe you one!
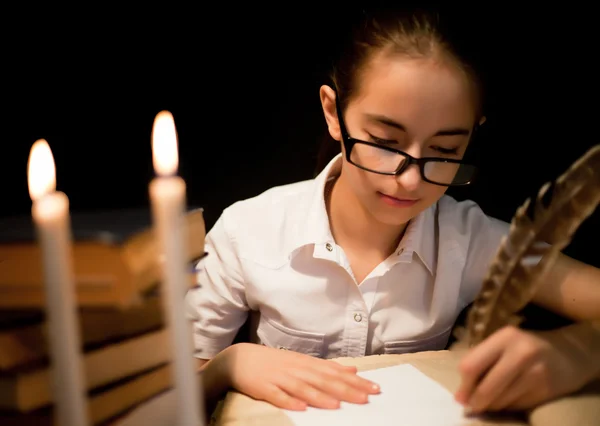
[344,296,369,357]
[350,310,368,357]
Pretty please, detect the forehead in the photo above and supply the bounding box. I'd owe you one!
[352,53,477,131]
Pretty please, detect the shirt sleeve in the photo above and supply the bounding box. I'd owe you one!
[458,201,511,308]
[184,208,249,359]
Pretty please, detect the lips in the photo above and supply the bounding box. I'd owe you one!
[377,192,419,207]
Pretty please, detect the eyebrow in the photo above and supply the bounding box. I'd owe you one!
[365,113,470,137]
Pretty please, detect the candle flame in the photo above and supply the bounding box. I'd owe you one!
[27,139,56,201]
[151,110,179,176]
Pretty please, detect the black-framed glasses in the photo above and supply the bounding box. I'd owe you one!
[335,97,477,187]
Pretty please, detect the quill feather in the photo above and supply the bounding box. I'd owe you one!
[462,145,600,347]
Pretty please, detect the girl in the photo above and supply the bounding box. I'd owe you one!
[186,7,600,415]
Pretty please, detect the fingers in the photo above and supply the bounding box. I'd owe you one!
[277,374,341,409]
[267,357,381,410]
[260,383,308,411]
[319,361,380,395]
[296,368,370,405]
[457,327,550,414]
[491,361,552,411]
[340,364,359,373]
[338,369,381,395]
[306,358,379,395]
[314,358,357,374]
[248,348,381,411]
[282,361,379,408]
[466,346,536,413]
[487,372,533,411]
[455,331,506,404]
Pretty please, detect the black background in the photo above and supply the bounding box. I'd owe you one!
[2,4,597,270]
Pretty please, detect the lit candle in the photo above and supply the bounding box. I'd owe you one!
[149,111,204,426]
[27,140,90,426]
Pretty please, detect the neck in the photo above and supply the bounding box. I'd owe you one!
[327,173,408,257]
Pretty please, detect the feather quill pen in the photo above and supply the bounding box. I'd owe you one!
[458,144,600,348]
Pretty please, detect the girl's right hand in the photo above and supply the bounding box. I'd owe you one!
[223,342,381,410]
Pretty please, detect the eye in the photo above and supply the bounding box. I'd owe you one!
[432,146,459,155]
[368,133,396,146]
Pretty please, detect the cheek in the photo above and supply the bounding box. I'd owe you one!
[420,183,449,204]
[345,165,381,197]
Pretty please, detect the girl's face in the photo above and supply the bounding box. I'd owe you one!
[325,52,479,227]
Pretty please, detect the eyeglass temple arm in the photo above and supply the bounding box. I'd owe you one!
[334,93,350,141]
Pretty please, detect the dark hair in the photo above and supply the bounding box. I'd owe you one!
[315,7,485,174]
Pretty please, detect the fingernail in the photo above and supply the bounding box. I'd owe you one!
[371,383,380,392]
[465,399,480,415]
[463,405,474,416]
[294,402,307,411]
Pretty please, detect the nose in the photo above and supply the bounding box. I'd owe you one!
[395,145,423,191]
[395,163,422,191]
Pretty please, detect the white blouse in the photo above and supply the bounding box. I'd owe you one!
[185,154,509,360]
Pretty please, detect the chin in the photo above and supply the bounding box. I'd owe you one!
[370,205,421,226]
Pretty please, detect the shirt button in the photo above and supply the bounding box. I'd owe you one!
[325,243,333,252]
[354,313,363,322]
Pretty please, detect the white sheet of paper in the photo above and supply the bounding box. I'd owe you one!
[282,364,473,426]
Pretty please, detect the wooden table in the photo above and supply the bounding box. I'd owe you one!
[213,350,600,426]
[115,350,600,426]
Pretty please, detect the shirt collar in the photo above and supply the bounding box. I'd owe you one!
[287,154,341,256]
[392,203,436,275]
[288,153,436,275]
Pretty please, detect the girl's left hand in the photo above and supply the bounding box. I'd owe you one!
[454,325,596,414]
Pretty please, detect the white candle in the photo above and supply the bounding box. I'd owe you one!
[149,111,205,426]
[27,140,90,426]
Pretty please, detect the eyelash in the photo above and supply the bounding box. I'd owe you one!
[433,146,459,155]
[369,134,459,156]
[370,135,396,145]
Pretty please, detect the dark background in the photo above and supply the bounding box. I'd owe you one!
[2,4,597,270]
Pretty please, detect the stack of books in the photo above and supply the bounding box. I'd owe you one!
[0,208,206,425]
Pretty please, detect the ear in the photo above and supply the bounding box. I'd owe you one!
[319,85,342,141]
